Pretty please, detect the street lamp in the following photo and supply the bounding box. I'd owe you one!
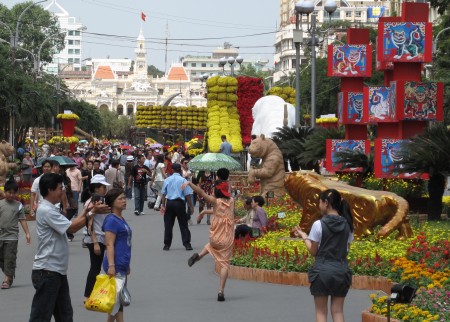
[296,0,337,128]
[218,55,243,76]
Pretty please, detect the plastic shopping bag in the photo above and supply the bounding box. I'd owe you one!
[85,274,116,313]
[110,276,126,315]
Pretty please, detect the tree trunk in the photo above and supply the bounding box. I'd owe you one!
[427,173,445,221]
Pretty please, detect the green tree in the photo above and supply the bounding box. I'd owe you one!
[60,99,102,136]
[0,2,64,145]
[98,110,135,140]
[147,65,164,77]
[0,2,64,74]
[429,0,450,15]
[396,123,450,221]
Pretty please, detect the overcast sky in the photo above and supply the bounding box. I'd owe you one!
[2,0,279,71]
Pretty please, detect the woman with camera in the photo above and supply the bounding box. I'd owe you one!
[81,175,111,303]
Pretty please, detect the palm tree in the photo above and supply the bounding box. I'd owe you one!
[333,149,374,176]
[396,123,450,221]
[272,126,314,170]
[299,127,345,168]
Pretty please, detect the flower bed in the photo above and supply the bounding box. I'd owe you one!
[231,193,450,321]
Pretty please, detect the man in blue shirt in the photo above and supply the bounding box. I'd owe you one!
[160,163,194,251]
[219,135,232,155]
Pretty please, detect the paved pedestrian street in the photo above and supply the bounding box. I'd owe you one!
[0,202,373,322]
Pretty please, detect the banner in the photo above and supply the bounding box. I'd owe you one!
[367,7,385,19]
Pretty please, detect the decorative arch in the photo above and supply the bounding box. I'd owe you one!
[99,104,109,112]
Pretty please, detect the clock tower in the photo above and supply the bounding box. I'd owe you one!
[134,28,148,79]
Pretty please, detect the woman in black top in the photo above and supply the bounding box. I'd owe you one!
[294,189,354,322]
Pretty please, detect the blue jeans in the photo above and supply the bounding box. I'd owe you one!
[72,191,79,205]
[134,185,146,212]
[29,270,73,322]
[125,176,132,199]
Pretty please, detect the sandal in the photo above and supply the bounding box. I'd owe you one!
[1,280,11,289]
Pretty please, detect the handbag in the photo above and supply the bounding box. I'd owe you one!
[119,281,131,307]
[85,274,116,313]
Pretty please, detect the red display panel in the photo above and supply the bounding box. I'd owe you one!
[374,138,427,179]
[390,81,444,121]
[363,86,397,123]
[377,22,432,63]
[328,44,372,77]
[326,139,371,172]
[337,92,367,124]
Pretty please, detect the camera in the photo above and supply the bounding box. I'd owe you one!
[91,193,104,204]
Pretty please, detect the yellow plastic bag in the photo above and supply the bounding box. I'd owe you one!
[85,274,116,313]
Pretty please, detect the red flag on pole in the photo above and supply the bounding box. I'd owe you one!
[141,12,146,22]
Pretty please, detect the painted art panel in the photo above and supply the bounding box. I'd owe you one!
[365,86,395,122]
[347,92,364,123]
[328,44,372,77]
[374,139,424,179]
[326,139,370,173]
[379,22,432,63]
[389,81,397,120]
[338,92,343,123]
[403,82,439,120]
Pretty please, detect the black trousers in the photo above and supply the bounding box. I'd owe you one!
[84,242,106,298]
[29,270,73,322]
[164,199,191,247]
[235,224,252,239]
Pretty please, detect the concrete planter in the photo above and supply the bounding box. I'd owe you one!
[218,264,394,293]
[361,311,400,322]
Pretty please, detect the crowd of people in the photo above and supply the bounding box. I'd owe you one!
[0,140,355,322]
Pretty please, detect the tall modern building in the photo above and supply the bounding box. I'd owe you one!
[44,0,84,74]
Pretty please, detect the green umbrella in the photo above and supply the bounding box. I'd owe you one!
[36,156,77,168]
[188,153,241,171]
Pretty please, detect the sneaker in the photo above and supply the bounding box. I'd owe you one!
[163,245,170,251]
[217,292,225,302]
[154,207,160,211]
[140,212,146,216]
[134,210,140,216]
[184,243,193,251]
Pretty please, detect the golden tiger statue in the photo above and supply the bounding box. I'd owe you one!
[285,171,413,239]
[248,135,286,197]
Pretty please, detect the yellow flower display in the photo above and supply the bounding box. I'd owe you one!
[316,117,339,124]
[48,136,79,144]
[56,113,80,121]
[266,86,296,105]
[206,76,243,153]
[135,106,207,130]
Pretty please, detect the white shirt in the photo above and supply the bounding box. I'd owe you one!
[308,219,354,249]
